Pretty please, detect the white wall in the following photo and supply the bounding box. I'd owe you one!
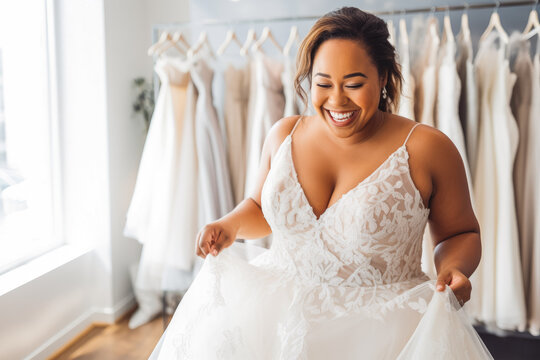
[0,0,190,358]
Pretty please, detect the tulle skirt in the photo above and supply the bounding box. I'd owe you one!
[149,242,493,359]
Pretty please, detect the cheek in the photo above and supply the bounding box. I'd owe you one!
[310,86,325,108]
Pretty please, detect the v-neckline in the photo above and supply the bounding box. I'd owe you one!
[287,134,407,222]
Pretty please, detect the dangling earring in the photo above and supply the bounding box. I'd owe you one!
[381,87,387,99]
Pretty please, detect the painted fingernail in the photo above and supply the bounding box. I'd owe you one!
[212,249,217,256]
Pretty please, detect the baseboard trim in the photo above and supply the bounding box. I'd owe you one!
[26,294,136,360]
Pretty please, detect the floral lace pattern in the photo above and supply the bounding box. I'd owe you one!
[152,123,493,359]
[260,132,430,288]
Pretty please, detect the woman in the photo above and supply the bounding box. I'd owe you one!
[150,7,493,359]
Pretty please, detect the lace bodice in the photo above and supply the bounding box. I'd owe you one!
[259,121,430,287]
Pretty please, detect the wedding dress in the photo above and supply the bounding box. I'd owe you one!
[191,57,235,229]
[149,121,493,359]
[467,32,527,333]
[244,52,286,248]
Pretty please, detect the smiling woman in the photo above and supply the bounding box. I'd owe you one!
[150,6,493,359]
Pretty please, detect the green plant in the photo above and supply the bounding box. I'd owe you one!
[132,77,155,129]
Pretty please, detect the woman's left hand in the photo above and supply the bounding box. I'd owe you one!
[435,267,472,307]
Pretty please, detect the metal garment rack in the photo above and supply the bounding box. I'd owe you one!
[153,0,537,30]
[150,0,537,99]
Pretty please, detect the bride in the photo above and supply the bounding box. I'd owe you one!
[150,7,493,359]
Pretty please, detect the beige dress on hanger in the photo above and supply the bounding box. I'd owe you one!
[509,32,540,335]
[224,64,250,206]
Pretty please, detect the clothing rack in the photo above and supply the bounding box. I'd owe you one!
[150,0,537,99]
[153,1,537,30]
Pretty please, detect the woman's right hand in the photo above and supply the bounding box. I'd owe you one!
[196,220,238,259]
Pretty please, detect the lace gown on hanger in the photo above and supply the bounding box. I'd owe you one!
[149,121,493,359]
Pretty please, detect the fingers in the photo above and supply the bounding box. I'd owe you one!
[436,272,451,291]
[196,227,212,259]
[437,269,472,307]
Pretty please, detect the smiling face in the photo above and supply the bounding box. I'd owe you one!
[311,38,387,139]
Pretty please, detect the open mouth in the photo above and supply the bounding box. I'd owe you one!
[325,109,359,126]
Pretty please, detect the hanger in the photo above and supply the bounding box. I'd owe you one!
[523,1,540,33]
[171,31,191,50]
[443,7,455,43]
[147,31,186,56]
[187,31,215,58]
[217,29,243,55]
[522,6,540,40]
[155,31,190,56]
[480,2,509,44]
[240,29,256,56]
[459,10,471,43]
[283,26,300,56]
[251,27,282,53]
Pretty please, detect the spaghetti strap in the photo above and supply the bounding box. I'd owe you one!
[290,116,302,137]
[402,123,421,147]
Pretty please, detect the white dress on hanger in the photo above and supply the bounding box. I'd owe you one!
[436,32,474,203]
[509,33,540,335]
[282,55,300,117]
[191,57,235,231]
[124,57,199,291]
[457,25,479,180]
[411,17,439,280]
[397,21,415,120]
[244,52,285,248]
[149,121,493,359]
[224,64,250,206]
[413,17,439,128]
[467,32,527,333]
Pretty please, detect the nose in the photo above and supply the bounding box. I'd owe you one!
[327,87,348,107]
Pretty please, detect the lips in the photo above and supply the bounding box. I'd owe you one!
[325,109,359,127]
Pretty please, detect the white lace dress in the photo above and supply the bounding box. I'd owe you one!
[149,122,493,359]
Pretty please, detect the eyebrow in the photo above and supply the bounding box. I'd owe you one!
[314,72,368,79]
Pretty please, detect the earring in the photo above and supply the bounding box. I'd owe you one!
[382,87,387,99]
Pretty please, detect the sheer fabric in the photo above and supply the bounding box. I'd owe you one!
[150,122,493,359]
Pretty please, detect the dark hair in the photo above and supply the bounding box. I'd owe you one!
[294,7,402,113]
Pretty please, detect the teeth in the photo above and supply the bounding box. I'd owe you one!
[329,110,354,122]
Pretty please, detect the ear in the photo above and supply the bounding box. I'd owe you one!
[380,72,388,89]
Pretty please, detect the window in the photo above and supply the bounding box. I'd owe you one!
[0,0,62,274]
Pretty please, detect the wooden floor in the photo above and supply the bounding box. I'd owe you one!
[49,309,170,360]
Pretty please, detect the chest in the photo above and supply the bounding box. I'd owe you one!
[290,139,411,219]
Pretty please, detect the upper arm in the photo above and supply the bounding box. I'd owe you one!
[425,129,480,246]
[247,115,302,207]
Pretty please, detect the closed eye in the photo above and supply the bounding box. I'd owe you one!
[346,84,364,89]
[316,84,331,88]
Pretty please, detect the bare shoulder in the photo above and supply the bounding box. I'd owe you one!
[405,121,468,198]
[265,115,302,158]
[407,122,464,170]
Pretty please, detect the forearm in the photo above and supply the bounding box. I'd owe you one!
[433,231,481,278]
[218,197,272,240]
